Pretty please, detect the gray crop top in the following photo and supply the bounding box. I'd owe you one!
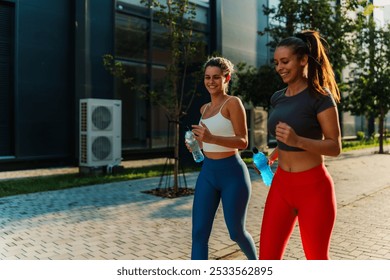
[268,87,336,151]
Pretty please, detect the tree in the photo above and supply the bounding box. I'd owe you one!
[260,0,356,76]
[103,0,206,194]
[343,4,390,154]
[232,0,360,150]
[233,63,284,112]
[238,0,358,110]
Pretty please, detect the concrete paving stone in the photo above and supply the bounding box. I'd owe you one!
[382,234,390,241]
[376,248,390,255]
[356,244,379,253]
[349,249,364,257]
[10,255,21,260]
[1,148,390,260]
[144,253,162,260]
[164,252,186,259]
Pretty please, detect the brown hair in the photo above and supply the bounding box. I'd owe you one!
[277,30,340,102]
[203,56,235,78]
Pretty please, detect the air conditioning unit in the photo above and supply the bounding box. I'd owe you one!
[79,98,122,168]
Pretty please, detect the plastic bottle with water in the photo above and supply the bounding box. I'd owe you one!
[185,130,204,163]
[252,147,274,187]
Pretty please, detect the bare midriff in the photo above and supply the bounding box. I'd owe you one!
[204,150,238,160]
[277,149,323,172]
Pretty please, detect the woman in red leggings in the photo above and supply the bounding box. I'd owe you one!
[258,30,341,260]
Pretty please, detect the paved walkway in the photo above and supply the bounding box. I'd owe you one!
[0,147,389,260]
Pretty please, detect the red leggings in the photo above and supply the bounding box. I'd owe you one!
[259,164,336,260]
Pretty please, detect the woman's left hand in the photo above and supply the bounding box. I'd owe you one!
[275,122,299,147]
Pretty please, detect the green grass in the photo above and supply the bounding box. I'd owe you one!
[341,138,390,152]
[0,140,388,198]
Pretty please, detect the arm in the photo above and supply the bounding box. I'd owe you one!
[192,97,248,150]
[275,106,341,157]
[268,147,279,165]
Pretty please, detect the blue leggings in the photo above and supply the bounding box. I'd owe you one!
[191,153,257,260]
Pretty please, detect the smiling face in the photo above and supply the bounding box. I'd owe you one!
[204,66,230,95]
[274,46,308,85]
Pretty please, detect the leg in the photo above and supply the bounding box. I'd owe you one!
[297,172,336,260]
[259,174,297,260]
[220,161,257,260]
[191,169,220,260]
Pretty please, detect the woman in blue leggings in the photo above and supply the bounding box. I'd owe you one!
[188,57,257,260]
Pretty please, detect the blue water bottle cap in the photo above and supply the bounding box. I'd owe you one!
[252,147,259,154]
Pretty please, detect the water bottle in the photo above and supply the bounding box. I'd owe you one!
[185,130,204,163]
[252,147,274,187]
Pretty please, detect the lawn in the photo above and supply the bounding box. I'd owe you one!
[0,164,199,198]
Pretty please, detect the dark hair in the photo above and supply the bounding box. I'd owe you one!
[277,30,340,102]
[203,56,234,77]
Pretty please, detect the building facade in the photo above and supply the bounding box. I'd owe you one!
[1,0,78,170]
[2,0,386,171]
[0,0,269,170]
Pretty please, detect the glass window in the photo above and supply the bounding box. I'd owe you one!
[117,62,149,149]
[191,3,208,26]
[115,13,148,62]
[113,2,210,152]
[152,25,208,66]
[150,66,173,148]
[151,22,172,65]
[190,31,208,64]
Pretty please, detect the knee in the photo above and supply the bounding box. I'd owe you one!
[228,228,246,243]
[192,227,210,244]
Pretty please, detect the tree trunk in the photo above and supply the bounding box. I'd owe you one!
[368,114,375,138]
[173,119,180,192]
[378,108,384,154]
[172,64,179,192]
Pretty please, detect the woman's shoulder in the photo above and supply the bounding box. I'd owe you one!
[200,102,210,114]
[220,96,245,117]
[271,87,287,104]
[227,95,242,103]
[309,88,337,113]
[225,95,245,109]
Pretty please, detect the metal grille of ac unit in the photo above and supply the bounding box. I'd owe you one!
[91,136,112,160]
[79,98,121,167]
[92,106,112,131]
[80,134,87,163]
[80,102,87,132]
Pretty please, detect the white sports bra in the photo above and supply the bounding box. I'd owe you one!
[200,97,237,153]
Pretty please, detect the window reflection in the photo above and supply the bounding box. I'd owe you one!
[151,23,172,65]
[150,66,173,148]
[117,62,149,149]
[114,2,209,151]
[115,13,148,61]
